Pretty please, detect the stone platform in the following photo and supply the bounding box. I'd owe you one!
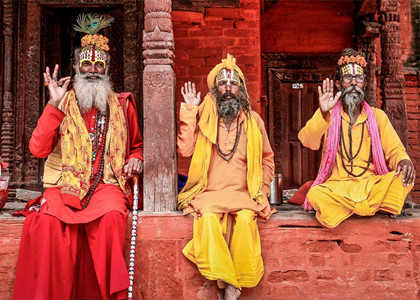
[1,204,420,299]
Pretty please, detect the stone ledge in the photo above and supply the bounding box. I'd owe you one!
[2,206,420,299]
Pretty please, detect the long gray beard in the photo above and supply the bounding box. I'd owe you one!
[73,73,112,113]
[217,97,240,124]
[341,85,365,125]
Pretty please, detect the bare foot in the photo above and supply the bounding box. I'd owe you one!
[224,284,241,300]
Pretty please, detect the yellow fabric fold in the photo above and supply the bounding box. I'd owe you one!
[60,90,130,201]
[177,54,264,210]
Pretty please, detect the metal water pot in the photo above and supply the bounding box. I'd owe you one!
[269,174,283,205]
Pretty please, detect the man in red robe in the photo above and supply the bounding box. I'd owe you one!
[13,14,143,299]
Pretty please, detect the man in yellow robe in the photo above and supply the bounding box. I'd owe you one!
[298,48,415,229]
[177,54,275,299]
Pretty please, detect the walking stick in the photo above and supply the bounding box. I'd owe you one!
[128,175,140,299]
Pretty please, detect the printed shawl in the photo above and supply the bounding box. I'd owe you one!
[60,89,130,209]
[304,100,389,210]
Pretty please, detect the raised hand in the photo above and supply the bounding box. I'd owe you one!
[181,81,201,106]
[318,78,342,116]
[43,64,71,108]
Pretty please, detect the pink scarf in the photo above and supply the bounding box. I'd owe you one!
[304,100,389,210]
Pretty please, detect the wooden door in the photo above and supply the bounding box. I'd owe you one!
[268,71,322,189]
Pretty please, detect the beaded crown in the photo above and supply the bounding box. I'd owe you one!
[73,13,114,68]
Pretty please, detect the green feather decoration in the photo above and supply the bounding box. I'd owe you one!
[73,13,114,35]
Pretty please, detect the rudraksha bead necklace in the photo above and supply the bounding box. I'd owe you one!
[215,115,242,162]
[82,105,110,209]
[339,120,372,177]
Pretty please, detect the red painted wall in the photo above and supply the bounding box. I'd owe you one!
[261,1,356,54]
[172,0,261,175]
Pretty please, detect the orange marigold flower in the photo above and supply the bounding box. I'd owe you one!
[337,55,367,67]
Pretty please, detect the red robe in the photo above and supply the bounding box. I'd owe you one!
[13,94,143,300]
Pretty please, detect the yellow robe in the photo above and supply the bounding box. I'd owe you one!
[298,107,412,228]
[178,103,275,288]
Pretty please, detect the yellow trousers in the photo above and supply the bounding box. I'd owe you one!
[182,209,263,289]
[308,173,412,228]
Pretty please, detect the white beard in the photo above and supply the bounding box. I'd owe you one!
[341,85,365,125]
[73,72,112,113]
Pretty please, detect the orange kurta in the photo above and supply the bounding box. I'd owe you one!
[178,103,275,220]
[298,107,412,228]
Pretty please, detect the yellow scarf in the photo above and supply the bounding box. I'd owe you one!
[60,89,131,206]
[177,54,264,210]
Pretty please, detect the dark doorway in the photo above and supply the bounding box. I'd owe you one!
[42,7,125,108]
[265,53,339,190]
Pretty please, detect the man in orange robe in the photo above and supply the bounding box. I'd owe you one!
[177,54,275,300]
[298,48,415,228]
[13,14,143,299]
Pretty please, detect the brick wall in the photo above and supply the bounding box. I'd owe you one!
[405,73,420,201]
[172,0,261,175]
[400,0,420,202]
[260,0,356,54]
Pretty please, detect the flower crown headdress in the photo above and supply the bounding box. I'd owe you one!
[337,55,367,68]
[73,13,114,67]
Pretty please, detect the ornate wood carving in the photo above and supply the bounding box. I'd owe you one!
[143,0,177,212]
[377,0,408,146]
[22,1,42,186]
[123,0,142,123]
[1,0,15,175]
[356,20,381,107]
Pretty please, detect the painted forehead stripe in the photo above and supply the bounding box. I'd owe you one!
[216,69,241,86]
[79,46,107,68]
[341,63,364,76]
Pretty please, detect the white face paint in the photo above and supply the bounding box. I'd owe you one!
[216,69,240,86]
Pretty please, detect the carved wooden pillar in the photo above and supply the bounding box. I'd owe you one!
[1,0,14,170]
[356,21,381,107]
[142,0,177,211]
[377,0,408,146]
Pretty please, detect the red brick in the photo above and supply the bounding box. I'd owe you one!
[374,269,394,281]
[188,28,223,37]
[357,270,371,281]
[187,47,223,58]
[267,270,309,283]
[316,270,338,280]
[223,28,258,37]
[338,241,362,253]
[174,38,201,49]
[306,240,337,253]
[205,8,243,19]
[233,20,258,29]
[172,11,203,23]
[204,20,235,28]
[309,255,326,267]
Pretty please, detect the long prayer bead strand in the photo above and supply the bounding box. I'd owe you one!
[128,177,140,300]
[82,107,110,209]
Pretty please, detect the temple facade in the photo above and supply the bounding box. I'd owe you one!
[1,1,420,299]
[1,0,419,208]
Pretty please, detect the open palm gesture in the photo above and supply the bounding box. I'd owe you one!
[318,78,342,115]
[181,81,201,106]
